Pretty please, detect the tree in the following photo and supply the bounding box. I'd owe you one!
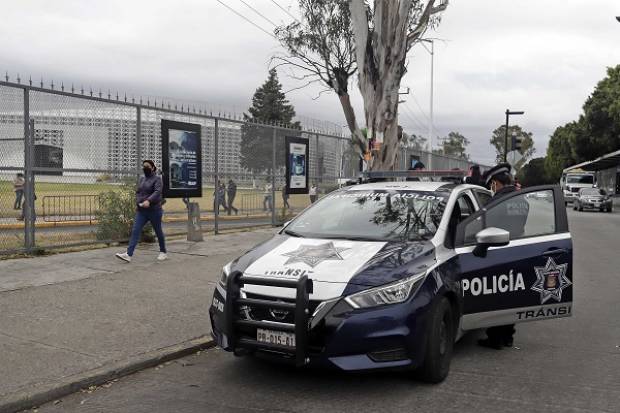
[240,69,301,174]
[350,0,448,170]
[517,157,554,187]
[544,120,580,182]
[542,65,620,181]
[400,131,427,151]
[275,0,448,170]
[578,65,620,161]
[436,131,469,159]
[490,124,535,170]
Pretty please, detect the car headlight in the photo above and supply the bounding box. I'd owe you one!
[345,272,427,309]
[219,262,233,288]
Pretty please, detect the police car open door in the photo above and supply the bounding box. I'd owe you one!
[454,185,573,330]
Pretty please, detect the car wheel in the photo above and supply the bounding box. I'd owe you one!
[573,204,577,211]
[579,205,583,211]
[417,297,454,384]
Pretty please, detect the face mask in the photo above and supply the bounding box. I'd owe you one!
[143,167,152,176]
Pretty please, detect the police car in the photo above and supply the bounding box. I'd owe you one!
[209,172,573,383]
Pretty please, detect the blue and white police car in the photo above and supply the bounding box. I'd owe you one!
[209,176,573,383]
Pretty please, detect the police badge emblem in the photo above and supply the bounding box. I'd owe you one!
[531,257,571,304]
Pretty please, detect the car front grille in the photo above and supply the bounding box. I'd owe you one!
[570,187,580,193]
[241,292,321,324]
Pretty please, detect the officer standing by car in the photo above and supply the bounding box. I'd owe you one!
[477,162,526,349]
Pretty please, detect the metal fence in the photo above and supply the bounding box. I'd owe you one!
[0,78,483,255]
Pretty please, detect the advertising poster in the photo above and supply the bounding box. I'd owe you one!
[285,136,309,195]
[161,120,202,198]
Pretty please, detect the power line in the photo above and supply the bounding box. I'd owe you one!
[400,101,427,132]
[408,91,445,138]
[269,0,300,22]
[238,0,279,27]
[215,0,277,39]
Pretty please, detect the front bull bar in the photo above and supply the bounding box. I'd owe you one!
[224,272,314,367]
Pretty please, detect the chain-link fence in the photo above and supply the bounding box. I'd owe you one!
[0,79,484,255]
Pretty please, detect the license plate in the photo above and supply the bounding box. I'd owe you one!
[257,328,296,348]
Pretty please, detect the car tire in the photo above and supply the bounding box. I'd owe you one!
[417,297,454,384]
[573,204,577,211]
[579,205,583,211]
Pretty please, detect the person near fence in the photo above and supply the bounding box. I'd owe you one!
[309,184,318,203]
[115,160,167,263]
[227,179,238,215]
[213,180,227,213]
[282,186,290,209]
[263,180,273,212]
[13,173,25,210]
[17,184,36,221]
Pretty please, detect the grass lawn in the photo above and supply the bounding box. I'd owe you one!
[0,180,318,219]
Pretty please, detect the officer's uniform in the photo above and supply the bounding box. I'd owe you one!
[478,163,525,349]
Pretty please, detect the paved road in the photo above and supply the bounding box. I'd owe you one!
[36,208,620,413]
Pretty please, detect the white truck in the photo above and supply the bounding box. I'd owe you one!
[560,170,595,205]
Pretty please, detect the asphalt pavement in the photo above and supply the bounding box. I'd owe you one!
[32,207,620,413]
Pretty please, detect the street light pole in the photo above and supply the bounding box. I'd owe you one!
[420,39,435,169]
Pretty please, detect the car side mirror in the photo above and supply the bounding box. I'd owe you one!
[473,227,510,257]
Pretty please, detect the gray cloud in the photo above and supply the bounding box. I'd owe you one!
[1,0,619,164]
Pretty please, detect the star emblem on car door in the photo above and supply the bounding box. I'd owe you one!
[282,242,349,268]
[531,257,571,304]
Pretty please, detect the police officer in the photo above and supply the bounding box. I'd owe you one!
[477,163,523,349]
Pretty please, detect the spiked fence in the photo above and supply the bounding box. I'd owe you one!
[0,73,482,255]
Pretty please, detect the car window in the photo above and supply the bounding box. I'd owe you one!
[474,190,492,206]
[460,189,556,245]
[457,194,475,220]
[446,193,476,248]
[287,190,448,242]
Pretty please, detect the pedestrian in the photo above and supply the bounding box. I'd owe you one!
[282,186,290,209]
[406,160,425,182]
[213,180,227,213]
[227,179,238,215]
[309,184,318,203]
[465,165,483,187]
[514,176,522,190]
[476,162,526,350]
[263,180,273,212]
[115,160,167,263]
[13,173,25,210]
[17,186,36,221]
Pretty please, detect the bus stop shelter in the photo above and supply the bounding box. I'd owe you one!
[564,149,620,195]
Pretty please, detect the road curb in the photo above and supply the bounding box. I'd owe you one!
[0,335,215,413]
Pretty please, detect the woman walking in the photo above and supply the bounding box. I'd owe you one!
[116,160,167,263]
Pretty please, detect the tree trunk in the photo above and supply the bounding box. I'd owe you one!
[338,93,367,157]
[349,0,443,171]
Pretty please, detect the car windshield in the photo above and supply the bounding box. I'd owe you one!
[567,175,594,184]
[581,188,605,195]
[286,190,447,242]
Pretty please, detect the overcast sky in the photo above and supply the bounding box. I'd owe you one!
[2,0,619,165]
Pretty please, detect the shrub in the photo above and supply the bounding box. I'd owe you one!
[96,179,154,242]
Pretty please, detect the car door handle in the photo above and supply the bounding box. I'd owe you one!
[543,248,567,257]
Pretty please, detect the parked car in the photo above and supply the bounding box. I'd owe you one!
[573,188,613,212]
[209,180,573,383]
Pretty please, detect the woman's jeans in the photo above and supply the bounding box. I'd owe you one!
[127,208,166,256]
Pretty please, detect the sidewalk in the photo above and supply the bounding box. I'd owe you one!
[0,227,276,412]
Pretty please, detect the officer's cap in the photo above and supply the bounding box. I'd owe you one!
[482,162,512,186]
